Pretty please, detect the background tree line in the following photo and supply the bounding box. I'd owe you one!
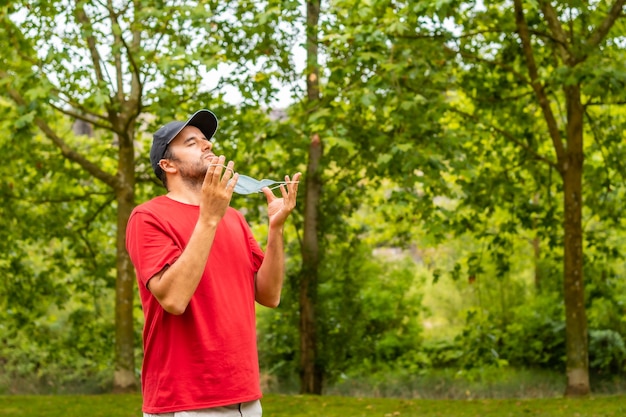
[0,0,625,398]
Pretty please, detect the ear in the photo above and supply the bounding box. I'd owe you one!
[159,159,177,175]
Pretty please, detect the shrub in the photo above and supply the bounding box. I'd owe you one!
[501,293,566,369]
[588,329,626,374]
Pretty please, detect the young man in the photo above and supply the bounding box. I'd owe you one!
[126,109,300,417]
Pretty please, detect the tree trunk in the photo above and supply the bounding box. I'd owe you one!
[300,133,323,395]
[532,194,542,291]
[513,1,592,395]
[299,0,323,395]
[562,85,589,396]
[113,132,138,392]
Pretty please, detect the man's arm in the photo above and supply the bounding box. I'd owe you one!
[255,223,285,307]
[255,173,301,308]
[147,221,218,315]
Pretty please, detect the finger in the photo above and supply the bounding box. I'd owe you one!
[261,186,275,203]
[227,172,239,189]
[207,157,221,170]
[288,173,301,192]
[292,172,302,188]
[278,182,288,198]
[204,157,221,184]
[212,156,226,177]
[220,160,235,184]
[286,173,300,198]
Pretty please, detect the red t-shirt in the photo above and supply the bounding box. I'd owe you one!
[126,196,265,413]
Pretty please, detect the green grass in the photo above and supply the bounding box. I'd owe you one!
[1,393,626,417]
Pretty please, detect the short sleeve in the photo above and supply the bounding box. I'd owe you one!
[248,230,264,272]
[126,210,182,286]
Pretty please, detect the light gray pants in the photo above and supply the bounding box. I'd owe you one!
[144,400,262,417]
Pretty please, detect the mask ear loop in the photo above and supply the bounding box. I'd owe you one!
[267,181,299,191]
[208,163,235,173]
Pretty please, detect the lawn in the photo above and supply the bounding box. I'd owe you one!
[1,393,626,417]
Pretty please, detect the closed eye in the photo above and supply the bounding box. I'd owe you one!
[184,136,208,146]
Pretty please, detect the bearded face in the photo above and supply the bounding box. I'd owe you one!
[160,125,215,189]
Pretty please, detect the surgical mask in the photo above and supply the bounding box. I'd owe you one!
[209,165,297,195]
[234,174,293,195]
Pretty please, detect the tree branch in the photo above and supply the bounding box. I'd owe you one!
[586,100,626,106]
[74,1,108,90]
[584,0,626,58]
[9,39,112,130]
[48,101,113,131]
[396,28,499,41]
[513,0,566,166]
[472,90,536,103]
[78,194,117,230]
[106,0,125,104]
[116,0,144,135]
[528,29,569,49]
[538,0,572,63]
[2,74,119,190]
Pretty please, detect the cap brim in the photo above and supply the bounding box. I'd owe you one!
[185,109,218,142]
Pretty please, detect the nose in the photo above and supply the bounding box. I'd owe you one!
[201,139,213,152]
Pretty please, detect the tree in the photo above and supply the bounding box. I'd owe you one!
[1,1,147,390]
[0,0,299,391]
[427,0,626,395]
[278,0,457,393]
[298,0,323,395]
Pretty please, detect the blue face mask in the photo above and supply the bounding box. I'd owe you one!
[209,164,295,195]
[233,174,289,195]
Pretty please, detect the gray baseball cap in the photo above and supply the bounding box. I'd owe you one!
[150,109,218,180]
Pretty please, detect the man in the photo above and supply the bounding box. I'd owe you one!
[126,109,300,417]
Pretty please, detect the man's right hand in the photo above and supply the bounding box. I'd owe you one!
[199,155,239,226]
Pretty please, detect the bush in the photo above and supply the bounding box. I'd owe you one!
[452,308,508,370]
[420,293,566,372]
[589,329,626,374]
[501,293,566,369]
[0,302,118,394]
[257,242,426,388]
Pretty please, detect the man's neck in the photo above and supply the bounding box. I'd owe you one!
[166,180,202,205]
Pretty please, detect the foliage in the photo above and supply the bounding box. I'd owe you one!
[0,101,130,393]
[0,0,307,390]
[453,308,509,370]
[1,0,626,397]
[588,329,626,374]
[585,253,626,334]
[501,294,566,369]
[428,0,626,394]
[427,288,626,378]
[258,242,425,388]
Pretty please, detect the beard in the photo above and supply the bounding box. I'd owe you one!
[178,159,208,189]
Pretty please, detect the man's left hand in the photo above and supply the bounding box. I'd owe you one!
[261,172,301,228]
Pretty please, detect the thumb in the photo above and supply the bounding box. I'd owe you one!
[261,187,274,203]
